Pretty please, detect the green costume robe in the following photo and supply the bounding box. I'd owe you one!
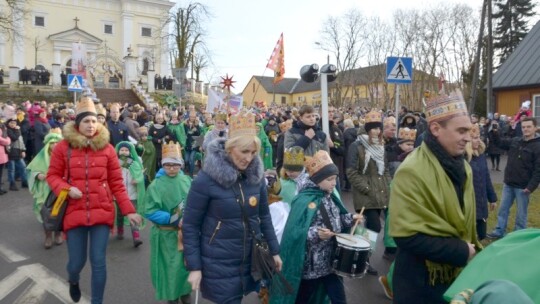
[256,122,273,170]
[444,229,540,303]
[137,138,157,182]
[270,187,348,304]
[144,173,192,300]
[26,133,63,222]
[167,121,187,148]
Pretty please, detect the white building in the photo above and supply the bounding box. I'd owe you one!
[0,0,174,84]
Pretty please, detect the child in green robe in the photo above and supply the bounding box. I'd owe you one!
[256,122,273,170]
[115,141,145,247]
[136,126,156,184]
[144,142,192,304]
[271,150,362,304]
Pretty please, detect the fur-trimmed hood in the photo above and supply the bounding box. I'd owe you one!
[62,121,110,151]
[202,138,264,188]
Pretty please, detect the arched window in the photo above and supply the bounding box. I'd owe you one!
[66,59,72,75]
[142,58,149,75]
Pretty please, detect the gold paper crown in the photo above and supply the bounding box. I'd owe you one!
[229,112,256,139]
[214,112,228,122]
[383,116,396,127]
[95,104,107,117]
[470,124,480,137]
[284,146,305,168]
[49,127,62,135]
[76,97,97,116]
[162,141,182,160]
[365,110,382,124]
[398,127,417,141]
[304,150,334,177]
[426,90,469,123]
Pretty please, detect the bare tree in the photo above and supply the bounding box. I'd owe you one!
[318,9,368,107]
[164,2,211,69]
[0,0,26,42]
[32,36,47,67]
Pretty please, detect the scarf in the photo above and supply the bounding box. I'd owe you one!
[424,131,466,209]
[38,116,48,124]
[17,112,25,122]
[357,134,385,175]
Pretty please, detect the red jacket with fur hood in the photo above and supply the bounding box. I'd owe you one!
[47,121,135,232]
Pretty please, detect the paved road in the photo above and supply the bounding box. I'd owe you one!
[0,172,392,304]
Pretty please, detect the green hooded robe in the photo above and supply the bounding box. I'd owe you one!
[167,121,187,148]
[144,173,192,300]
[270,187,348,304]
[26,132,63,222]
[137,137,157,182]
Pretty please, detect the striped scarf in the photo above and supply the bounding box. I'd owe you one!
[357,134,385,175]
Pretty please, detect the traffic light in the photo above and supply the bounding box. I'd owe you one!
[320,64,337,83]
[300,64,319,83]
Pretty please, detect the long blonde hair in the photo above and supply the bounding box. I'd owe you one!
[465,139,486,162]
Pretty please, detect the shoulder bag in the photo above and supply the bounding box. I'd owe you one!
[41,147,71,232]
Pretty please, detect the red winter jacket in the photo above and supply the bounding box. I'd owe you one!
[47,121,135,232]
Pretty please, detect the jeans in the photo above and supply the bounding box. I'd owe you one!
[66,225,110,304]
[184,150,197,176]
[296,274,346,304]
[7,159,27,184]
[491,184,530,236]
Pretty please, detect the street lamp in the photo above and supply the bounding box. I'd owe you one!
[300,63,337,137]
[314,42,330,64]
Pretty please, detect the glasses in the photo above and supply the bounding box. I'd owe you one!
[163,164,181,169]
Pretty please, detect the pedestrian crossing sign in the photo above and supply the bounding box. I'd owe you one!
[67,74,84,92]
[386,57,413,84]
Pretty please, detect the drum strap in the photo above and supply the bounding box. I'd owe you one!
[318,201,335,234]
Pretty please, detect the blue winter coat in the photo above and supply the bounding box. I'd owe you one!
[470,153,498,220]
[183,138,279,304]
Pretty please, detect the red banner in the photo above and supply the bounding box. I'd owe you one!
[266,33,285,84]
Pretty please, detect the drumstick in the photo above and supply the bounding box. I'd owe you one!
[350,207,365,236]
[335,233,356,243]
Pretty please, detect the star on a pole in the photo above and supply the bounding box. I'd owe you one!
[220,74,236,92]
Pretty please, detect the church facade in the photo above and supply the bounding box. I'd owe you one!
[0,0,174,82]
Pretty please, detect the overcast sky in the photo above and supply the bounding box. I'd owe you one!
[187,0,539,92]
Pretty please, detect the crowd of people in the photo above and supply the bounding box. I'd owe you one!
[0,92,539,304]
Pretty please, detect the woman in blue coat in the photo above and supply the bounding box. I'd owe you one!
[183,113,282,304]
[466,124,498,240]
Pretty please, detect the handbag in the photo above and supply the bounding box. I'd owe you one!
[40,147,71,231]
[232,183,293,294]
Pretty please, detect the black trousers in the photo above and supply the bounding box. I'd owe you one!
[296,274,346,304]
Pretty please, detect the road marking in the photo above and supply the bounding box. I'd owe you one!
[0,243,28,263]
[0,263,90,304]
[14,282,47,304]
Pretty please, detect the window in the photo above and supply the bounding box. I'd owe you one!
[533,95,540,124]
[141,27,152,37]
[104,24,113,34]
[281,96,286,105]
[35,16,45,27]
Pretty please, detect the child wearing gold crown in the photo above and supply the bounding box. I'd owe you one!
[114,141,145,247]
[26,128,64,248]
[143,141,192,304]
[271,150,363,304]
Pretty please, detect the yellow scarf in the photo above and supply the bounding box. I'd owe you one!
[17,112,25,122]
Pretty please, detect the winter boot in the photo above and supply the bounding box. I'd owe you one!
[116,226,124,240]
[54,232,64,245]
[44,231,53,249]
[9,182,18,191]
[132,230,143,248]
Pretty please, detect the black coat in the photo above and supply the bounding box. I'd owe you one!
[470,153,498,220]
[393,233,469,304]
[494,133,540,191]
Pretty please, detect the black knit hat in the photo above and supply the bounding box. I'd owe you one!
[310,163,339,184]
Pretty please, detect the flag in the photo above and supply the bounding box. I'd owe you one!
[266,33,285,84]
[206,89,225,113]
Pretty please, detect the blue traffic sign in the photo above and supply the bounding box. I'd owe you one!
[386,57,413,84]
[67,74,84,92]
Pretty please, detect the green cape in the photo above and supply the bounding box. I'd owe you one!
[389,143,480,284]
[256,122,273,170]
[167,121,187,147]
[26,133,63,222]
[444,229,540,302]
[270,187,347,304]
[138,138,157,182]
[144,173,193,300]
[115,141,146,227]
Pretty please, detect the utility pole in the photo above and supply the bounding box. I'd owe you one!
[486,0,493,117]
[469,0,487,113]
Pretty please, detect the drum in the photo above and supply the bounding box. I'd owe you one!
[332,234,371,278]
